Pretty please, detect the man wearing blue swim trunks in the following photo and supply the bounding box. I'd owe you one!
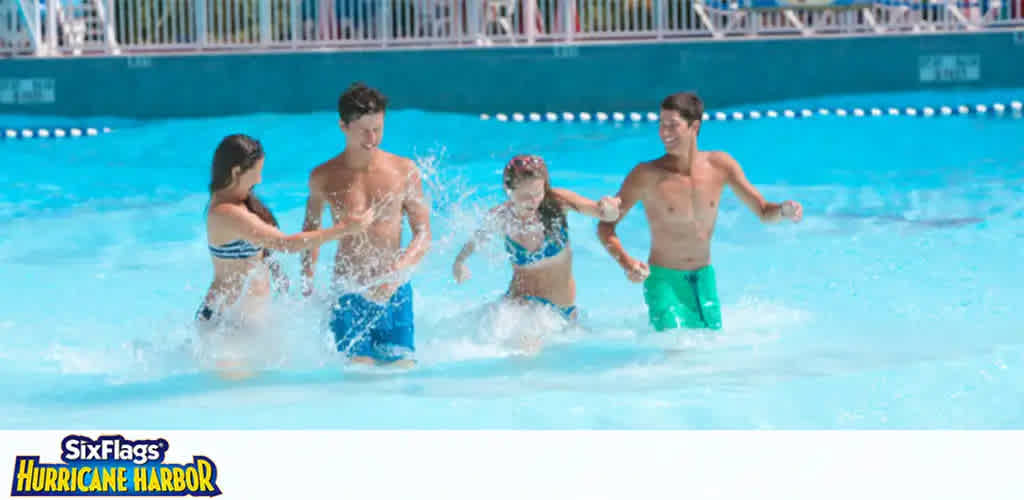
[301,82,432,367]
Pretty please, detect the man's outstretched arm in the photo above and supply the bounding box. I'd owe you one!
[717,152,802,224]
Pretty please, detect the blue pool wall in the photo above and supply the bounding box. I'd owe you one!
[1,32,1022,118]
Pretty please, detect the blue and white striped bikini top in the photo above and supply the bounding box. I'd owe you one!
[209,239,263,259]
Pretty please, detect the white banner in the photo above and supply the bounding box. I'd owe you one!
[2,431,1023,499]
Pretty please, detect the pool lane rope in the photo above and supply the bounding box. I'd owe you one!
[479,100,1024,123]
[1,127,114,140]
[6,99,1020,138]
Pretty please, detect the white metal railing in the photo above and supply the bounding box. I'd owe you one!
[692,0,1021,37]
[1,0,38,53]
[2,0,1022,56]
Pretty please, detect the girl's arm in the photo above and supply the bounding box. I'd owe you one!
[453,205,505,283]
[551,188,621,222]
[211,203,376,253]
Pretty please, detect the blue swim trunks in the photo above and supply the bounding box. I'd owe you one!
[330,283,415,363]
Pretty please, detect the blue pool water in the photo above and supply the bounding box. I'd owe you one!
[2,88,1022,429]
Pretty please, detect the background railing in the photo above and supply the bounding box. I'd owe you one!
[2,0,1023,56]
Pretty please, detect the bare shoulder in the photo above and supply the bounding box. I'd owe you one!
[625,159,662,185]
[484,203,512,231]
[309,154,344,186]
[549,187,580,213]
[705,150,739,170]
[207,201,251,225]
[208,201,243,217]
[704,150,742,178]
[380,151,415,170]
[380,151,421,181]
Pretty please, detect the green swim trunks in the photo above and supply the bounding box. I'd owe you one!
[642,264,722,331]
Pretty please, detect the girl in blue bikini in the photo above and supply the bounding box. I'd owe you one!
[452,154,620,323]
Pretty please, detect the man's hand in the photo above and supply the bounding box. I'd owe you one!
[597,196,622,222]
[623,258,650,284]
[453,261,471,284]
[367,281,399,304]
[781,200,803,223]
[301,275,315,297]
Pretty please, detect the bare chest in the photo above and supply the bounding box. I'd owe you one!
[323,170,406,215]
[646,171,724,224]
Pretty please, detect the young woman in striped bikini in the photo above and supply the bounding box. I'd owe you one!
[197,134,374,375]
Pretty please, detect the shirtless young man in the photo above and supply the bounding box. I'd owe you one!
[301,83,431,366]
[597,92,803,332]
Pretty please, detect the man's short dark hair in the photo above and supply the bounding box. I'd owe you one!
[338,82,388,124]
[661,92,704,125]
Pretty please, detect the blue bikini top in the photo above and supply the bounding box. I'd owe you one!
[504,224,569,267]
[209,239,263,259]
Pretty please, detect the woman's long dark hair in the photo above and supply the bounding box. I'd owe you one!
[209,134,279,230]
[503,154,567,240]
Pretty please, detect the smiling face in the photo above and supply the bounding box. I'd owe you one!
[503,155,551,215]
[659,109,699,155]
[340,112,384,152]
[507,177,546,213]
[658,92,705,155]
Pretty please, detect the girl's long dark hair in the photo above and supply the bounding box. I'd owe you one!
[209,134,278,230]
[503,154,567,240]
[209,134,279,258]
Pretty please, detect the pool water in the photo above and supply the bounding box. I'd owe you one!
[1,89,1022,429]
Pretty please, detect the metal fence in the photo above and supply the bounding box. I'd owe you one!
[2,0,1023,56]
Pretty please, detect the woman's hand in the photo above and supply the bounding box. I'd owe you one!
[597,196,622,222]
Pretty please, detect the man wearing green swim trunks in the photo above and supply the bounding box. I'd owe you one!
[598,92,803,331]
